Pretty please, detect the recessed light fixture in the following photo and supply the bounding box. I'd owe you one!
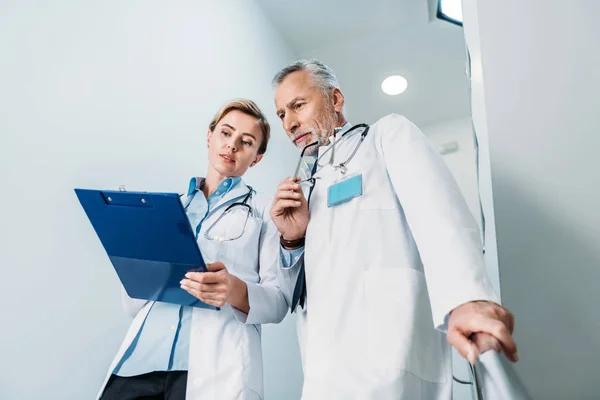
[381,75,408,96]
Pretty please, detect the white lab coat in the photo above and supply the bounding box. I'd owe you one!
[97,180,288,400]
[279,114,499,400]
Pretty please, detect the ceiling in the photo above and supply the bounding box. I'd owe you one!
[256,0,471,128]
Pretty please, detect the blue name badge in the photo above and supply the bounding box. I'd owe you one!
[327,173,363,207]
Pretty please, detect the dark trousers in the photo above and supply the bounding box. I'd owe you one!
[100,371,187,400]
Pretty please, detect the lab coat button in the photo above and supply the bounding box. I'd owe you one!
[170,325,177,331]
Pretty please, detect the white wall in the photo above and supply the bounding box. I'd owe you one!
[0,1,303,399]
[463,1,600,398]
[423,119,480,226]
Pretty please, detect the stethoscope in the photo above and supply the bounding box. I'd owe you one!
[320,122,370,174]
[183,185,254,241]
[294,123,371,185]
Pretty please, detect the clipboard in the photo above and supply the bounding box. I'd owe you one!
[74,188,217,310]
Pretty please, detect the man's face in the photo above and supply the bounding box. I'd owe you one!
[275,70,338,156]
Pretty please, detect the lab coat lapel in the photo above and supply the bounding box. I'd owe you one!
[211,179,250,212]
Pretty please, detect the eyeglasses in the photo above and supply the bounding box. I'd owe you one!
[292,123,370,185]
[292,141,320,188]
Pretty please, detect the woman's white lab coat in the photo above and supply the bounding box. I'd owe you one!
[97,179,288,400]
[279,114,499,400]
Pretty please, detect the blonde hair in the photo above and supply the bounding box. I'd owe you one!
[208,99,271,155]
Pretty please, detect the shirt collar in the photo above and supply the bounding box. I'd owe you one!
[332,121,352,139]
[317,122,353,158]
[187,176,242,196]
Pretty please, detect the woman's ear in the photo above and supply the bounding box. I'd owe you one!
[206,129,213,148]
[251,154,264,167]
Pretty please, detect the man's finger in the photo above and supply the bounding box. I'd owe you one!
[280,176,300,184]
[507,312,515,334]
[500,336,519,362]
[277,181,302,192]
[482,319,519,362]
[447,329,478,365]
[271,200,298,215]
[273,200,303,211]
[471,332,502,355]
[275,190,302,201]
[274,190,303,203]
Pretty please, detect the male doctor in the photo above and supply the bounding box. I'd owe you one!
[271,59,518,399]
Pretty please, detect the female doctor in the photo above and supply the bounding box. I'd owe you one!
[98,99,288,400]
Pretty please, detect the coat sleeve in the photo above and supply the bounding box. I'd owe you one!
[120,286,148,318]
[232,198,290,325]
[376,114,499,329]
[278,248,305,312]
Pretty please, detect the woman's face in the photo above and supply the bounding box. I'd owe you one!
[207,110,264,178]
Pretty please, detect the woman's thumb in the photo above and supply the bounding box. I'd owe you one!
[206,261,226,272]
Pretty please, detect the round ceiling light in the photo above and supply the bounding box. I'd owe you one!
[381,75,408,96]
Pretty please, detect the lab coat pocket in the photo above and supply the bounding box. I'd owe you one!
[240,323,264,398]
[364,268,447,384]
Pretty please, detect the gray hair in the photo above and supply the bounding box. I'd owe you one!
[272,59,346,115]
[272,59,341,97]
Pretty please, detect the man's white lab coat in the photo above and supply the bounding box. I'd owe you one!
[280,114,499,399]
